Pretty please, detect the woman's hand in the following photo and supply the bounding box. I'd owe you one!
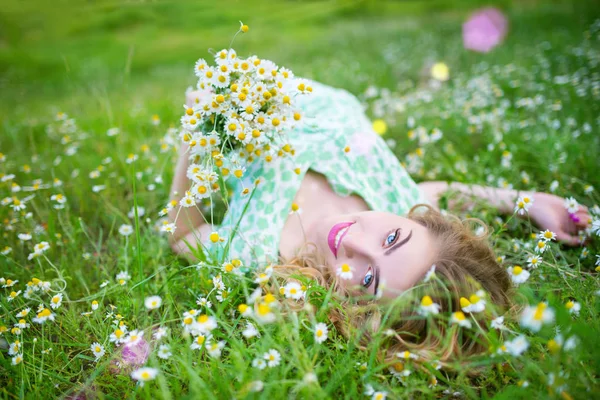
[528,192,591,246]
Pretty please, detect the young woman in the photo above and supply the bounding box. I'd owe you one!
[168,80,590,362]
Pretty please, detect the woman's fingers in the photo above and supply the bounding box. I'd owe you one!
[574,209,591,227]
[555,230,581,246]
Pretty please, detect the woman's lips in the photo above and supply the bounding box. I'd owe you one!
[327,222,354,258]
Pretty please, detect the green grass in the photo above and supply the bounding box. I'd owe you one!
[1,0,600,398]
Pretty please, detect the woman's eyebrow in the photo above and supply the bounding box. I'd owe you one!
[374,264,380,295]
[384,229,413,256]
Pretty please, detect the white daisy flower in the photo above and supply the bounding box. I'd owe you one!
[196,297,212,309]
[252,358,267,370]
[90,342,105,361]
[534,240,548,254]
[520,302,555,332]
[190,334,209,350]
[124,330,143,346]
[206,340,225,358]
[32,308,55,324]
[418,295,441,315]
[538,229,557,242]
[565,300,581,316]
[460,294,486,313]
[144,295,162,310]
[118,224,133,237]
[49,293,63,309]
[283,281,305,300]
[397,350,419,360]
[527,255,542,268]
[263,349,281,367]
[153,327,168,341]
[336,263,353,280]
[450,311,472,328]
[314,322,329,344]
[504,335,529,357]
[491,316,505,329]
[157,344,172,360]
[564,197,579,213]
[242,322,259,339]
[116,271,131,285]
[109,327,127,343]
[18,233,32,241]
[131,367,158,386]
[514,195,534,215]
[193,314,217,334]
[507,265,530,285]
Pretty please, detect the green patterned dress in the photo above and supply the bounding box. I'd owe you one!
[203,80,429,269]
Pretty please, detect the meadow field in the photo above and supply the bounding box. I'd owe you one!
[1,0,600,398]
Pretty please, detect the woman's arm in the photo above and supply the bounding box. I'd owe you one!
[167,143,207,244]
[418,181,528,214]
[168,90,212,252]
[418,181,591,245]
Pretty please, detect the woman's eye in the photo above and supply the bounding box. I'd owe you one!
[363,268,374,287]
[385,229,400,246]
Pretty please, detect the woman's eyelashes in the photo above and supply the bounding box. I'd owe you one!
[383,228,401,247]
[362,266,374,288]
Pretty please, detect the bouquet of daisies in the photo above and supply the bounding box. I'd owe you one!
[178,23,312,205]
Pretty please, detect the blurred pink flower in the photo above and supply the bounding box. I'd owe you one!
[463,7,508,53]
[109,338,150,375]
[121,339,150,366]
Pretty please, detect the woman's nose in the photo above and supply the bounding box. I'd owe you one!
[340,233,375,260]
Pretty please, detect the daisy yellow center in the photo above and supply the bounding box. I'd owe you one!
[264,293,275,303]
[392,362,404,372]
[196,336,205,344]
[115,329,124,338]
[421,296,433,306]
[238,304,248,313]
[95,346,101,352]
[290,288,297,294]
[469,294,480,304]
[513,266,523,275]
[533,303,546,321]
[565,301,574,309]
[459,297,471,308]
[453,311,466,321]
[544,231,553,239]
[316,329,323,337]
[537,241,545,249]
[198,315,208,323]
[38,308,51,318]
[341,264,351,273]
[184,317,193,325]
[257,303,271,316]
[52,296,60,303]
[291,203,299,212]
[401,351,411,359]
[141,371,150,380]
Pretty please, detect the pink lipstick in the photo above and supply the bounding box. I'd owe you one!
[327,222,354,258]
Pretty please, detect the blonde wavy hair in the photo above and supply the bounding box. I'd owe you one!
[270,204,512,369]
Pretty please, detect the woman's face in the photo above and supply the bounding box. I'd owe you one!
[310,211,437,298]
